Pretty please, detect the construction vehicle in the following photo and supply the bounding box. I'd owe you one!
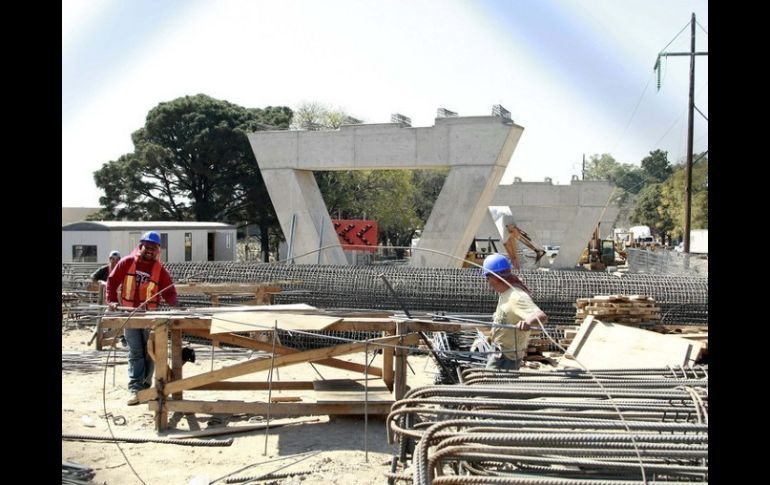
[502,224,546,270]
[464,237,502,268]
[579,223,625,270]
[463,224,546,270]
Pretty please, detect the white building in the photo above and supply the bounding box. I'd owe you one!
[62,221,236,263]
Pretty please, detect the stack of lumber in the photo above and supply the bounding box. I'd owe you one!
[575,295,661,325]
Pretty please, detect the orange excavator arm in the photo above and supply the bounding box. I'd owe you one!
[503,224,546,270]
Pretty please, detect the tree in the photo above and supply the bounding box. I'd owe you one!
[659,154,708,238]
[583,153,645,204]
[583,153,620,182]
[630,183,674,241]
[93,94,292,260]
[291,101,352,130]
[357,171,422,258]
[641,149,673,184]
[412,169,449,222]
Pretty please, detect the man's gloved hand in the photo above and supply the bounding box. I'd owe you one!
[514,321,531,331]
[108,302,118,311]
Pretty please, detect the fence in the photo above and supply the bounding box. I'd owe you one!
[626,248,708,276]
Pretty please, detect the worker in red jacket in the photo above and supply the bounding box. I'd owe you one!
[107,231,179,405]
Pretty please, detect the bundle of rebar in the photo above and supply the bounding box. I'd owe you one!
[386,366,708,484]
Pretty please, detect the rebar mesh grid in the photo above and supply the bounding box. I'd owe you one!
[160,263,708,325]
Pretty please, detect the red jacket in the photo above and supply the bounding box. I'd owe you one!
[106,250,178,309]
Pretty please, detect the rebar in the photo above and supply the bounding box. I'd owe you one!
[386,367,707,485]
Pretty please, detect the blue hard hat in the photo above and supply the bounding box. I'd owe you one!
[482,253,512,276]
[140,231,162,245]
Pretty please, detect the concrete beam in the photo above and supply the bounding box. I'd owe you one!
[475,180,619,269]
[248,116,524,267]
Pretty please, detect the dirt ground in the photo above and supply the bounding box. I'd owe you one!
[62,327,438,485]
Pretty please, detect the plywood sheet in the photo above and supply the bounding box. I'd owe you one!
[210,311,342,334]
[559,316,699,369]
[190,303,317,313]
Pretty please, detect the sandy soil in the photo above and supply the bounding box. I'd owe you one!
[62,327,437,485]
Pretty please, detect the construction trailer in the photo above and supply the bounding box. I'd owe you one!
[62,221,237,263]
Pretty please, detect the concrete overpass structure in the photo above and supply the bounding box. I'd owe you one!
[248,115,523,267]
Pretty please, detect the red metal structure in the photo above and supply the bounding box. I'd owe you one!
[332,219,378,252]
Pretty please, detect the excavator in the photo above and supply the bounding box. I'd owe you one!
[464,224,546,270]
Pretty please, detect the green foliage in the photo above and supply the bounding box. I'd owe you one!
[583,153,645,204]
[659,154,708,238]
[630,183,674,238]
[291,101,351,130]
[412,169,449,221]
[629,151,708,240]
[583,149,706,242]
[92,94,292,260]
[640,149,673,184]
[583,153,619,181]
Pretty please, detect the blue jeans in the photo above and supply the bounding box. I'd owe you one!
[486,351,521,371]
[124,328,154,392]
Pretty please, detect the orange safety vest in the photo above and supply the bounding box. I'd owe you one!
[121,257,163,310]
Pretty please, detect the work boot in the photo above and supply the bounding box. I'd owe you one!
[127,392,140,406]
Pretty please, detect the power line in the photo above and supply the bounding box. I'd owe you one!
[611,72,654,154]
[654,110,685,148]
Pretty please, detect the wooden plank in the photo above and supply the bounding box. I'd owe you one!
[382,330,394,392]
[165,417,320,439]
[175,283,282,295]
[209,312,343,334]
[182,329,383,377]
[187,303,318,313]
[394,322,406,400]
[154,326,169,431]
[313,379,393,404]
[149,400,393,416]
[328,319,476,333]
[101,317,211,331]
[137,333,418,401]
[561,316,699,370]
[192,381,315,391]
[170,330,183,400]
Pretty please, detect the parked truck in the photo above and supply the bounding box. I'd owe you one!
[676,229,708,254]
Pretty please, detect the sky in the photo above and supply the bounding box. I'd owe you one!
[62,0,708,208]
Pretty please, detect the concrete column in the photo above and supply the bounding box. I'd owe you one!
[260,169,346,265]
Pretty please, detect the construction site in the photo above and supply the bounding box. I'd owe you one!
[62,111,708,485]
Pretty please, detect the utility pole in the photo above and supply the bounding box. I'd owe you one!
[582,153,585,180]
[654,13,707,255]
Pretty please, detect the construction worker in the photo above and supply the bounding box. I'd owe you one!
[106,231,178,405]
[481,253,547,371]
[90,250,120,304]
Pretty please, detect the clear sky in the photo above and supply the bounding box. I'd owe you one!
[62,0,708,208]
